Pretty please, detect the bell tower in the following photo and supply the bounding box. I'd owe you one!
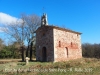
[41,13,48,26]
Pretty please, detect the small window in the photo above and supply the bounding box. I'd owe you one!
[43,33,45,36]
[77,34,78,37]
[71,42,73,47]
[59,41,61,47]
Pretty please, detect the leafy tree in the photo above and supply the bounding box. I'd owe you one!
[82,43,100,58]
[0,41,22,59]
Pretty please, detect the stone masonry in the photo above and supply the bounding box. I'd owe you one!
[53,27,82,62]
[36,26,54,62]
[36,13,82,62]
[36,25,82,62]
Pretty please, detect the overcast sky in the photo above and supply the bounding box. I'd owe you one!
[0,0,100,44]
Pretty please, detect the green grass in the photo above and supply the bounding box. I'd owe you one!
[0,58,100,75]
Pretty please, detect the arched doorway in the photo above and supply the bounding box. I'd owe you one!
[42,47,47,62]
[65,47,68,58]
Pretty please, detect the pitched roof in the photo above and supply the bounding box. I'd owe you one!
[39,25,82,34]
[47,25,82,34]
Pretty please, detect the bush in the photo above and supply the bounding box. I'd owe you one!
[0,45,21,59]
[82,43,100,58]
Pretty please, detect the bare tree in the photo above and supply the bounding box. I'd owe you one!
[4,20,27,61]
[3,13,41,61]
[21,14,41,61]
[0,38,4,51]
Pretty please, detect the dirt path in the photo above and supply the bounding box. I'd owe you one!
[0,59,21,62]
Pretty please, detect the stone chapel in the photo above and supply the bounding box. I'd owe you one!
[36,13,82,62]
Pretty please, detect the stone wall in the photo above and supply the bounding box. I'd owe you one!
[36,26,82,62]
[53,28,82,62]
[36,26,54,61]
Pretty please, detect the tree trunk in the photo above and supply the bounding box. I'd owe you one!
[26,45,29,57]
[21,46,25,62]
[30,42,33,61]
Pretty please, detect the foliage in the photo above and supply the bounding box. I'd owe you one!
[0,42,21,59]
[0,38,4,51]
[0,48,11,58]
[2,13,41,61]
[0,41,36,59]
[82,43,100,58]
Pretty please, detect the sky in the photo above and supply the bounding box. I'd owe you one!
[0,0,100,44]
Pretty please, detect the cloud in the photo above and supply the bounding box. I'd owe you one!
[0,12,21,25]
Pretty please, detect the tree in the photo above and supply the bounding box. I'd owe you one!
[3,20,27,61]
[21,14,41,61]
[3,13,41,61]
[0,38,4,51]
[10,41,21,58]
[82,43,100,58]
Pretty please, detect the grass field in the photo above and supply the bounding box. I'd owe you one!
[0,58,100,75]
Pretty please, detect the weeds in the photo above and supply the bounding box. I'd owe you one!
[0,58,100,75]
